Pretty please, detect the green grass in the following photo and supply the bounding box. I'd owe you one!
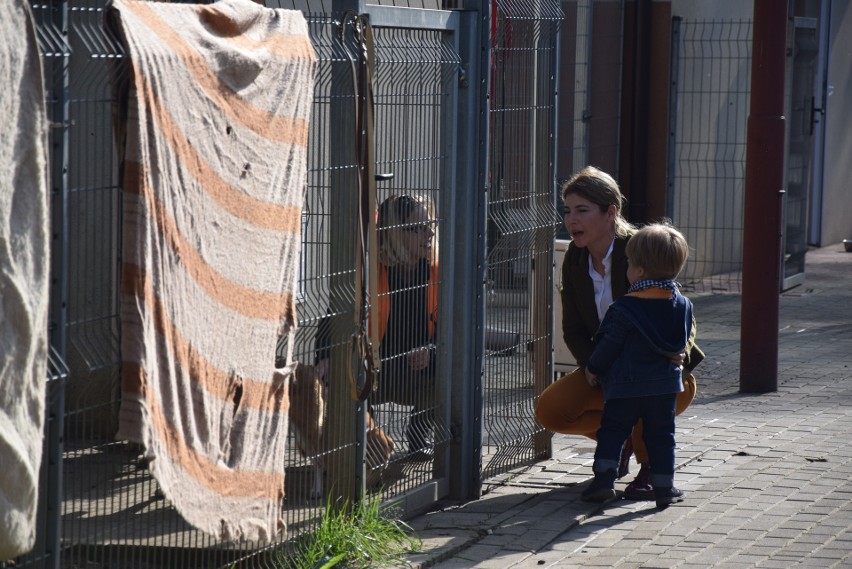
[278,495,422,568]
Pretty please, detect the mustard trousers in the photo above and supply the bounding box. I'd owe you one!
[535,368,697,465]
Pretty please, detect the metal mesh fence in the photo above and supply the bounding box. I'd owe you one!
[669,18,753,294]
[23,1,463,566]
[482,0,562,481]
[18,0,567,564]
[19,4,764,568]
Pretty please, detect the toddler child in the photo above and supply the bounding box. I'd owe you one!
[581,222,694,509]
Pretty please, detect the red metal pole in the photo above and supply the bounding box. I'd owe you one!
[740,0,788,393]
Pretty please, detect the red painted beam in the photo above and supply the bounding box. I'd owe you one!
[740,0,788,393]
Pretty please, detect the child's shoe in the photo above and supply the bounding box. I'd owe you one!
[654,486,684,509]
[581,471,617,503]
[624,464,655,500]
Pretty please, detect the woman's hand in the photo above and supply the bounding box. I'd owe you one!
[408,347,431,371]
[584,368,599,387]
[671,352,686,369]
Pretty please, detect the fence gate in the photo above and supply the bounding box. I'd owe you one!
[481,0,562,482]
[280,1,469,519]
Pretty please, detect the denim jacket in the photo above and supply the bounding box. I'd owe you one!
[586,289,693,401]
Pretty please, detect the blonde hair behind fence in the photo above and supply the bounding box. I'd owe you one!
[377,194,437,268]
[561,166,636,239]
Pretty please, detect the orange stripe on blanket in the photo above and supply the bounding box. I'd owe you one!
[130,79,303,233]
[121,362,286,499]
[122,262,292,413]
[194,5,317,62]
[122,162,295,322]
[126,1,310,146]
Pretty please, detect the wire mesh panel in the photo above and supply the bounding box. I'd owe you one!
[58,5,130,559]
[24,0,568,561]
[274,8,462,519]
[482,0,562,481]
[669,18,752,294]
[367,24,459,495]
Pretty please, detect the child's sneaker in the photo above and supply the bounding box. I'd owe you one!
[581,471,617,503]
[654,486,684,509]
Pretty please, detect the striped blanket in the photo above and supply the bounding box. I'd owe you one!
[108,0,316,541]
[0,0,50,560]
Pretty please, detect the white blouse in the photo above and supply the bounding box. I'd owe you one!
[588,239,615,323]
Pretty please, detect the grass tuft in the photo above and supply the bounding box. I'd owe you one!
[278,494,421,568]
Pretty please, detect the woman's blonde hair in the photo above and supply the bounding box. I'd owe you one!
[625,221,689,280]
[376,194,437,267]
[561,166,636,239]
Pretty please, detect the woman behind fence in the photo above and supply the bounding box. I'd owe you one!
[317,194,439,460]
[535,166,704,500]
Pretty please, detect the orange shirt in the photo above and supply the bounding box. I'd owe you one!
[373,261,439,343]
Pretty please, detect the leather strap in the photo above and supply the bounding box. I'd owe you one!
[341,13,380,401]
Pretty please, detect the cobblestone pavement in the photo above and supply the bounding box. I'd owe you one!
[403,243,852,568]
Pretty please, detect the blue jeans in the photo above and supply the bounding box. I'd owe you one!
[594,393,677,488]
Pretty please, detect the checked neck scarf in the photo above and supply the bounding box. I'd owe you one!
[628,279,681,298]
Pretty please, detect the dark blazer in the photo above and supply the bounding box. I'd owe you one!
[560,237,630,367]
[559,236,704,372]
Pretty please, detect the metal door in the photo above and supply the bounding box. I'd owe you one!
[781,16,820,290]
[364,5,465,512]
[808,1,830,245]
[285,1,471,515]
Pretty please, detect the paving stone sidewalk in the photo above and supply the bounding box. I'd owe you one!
[403,243,852,568]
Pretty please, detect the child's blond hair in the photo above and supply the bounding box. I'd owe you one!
[626,222,689,280]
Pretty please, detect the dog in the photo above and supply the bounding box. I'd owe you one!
[364,407,396,490]
[287,362,394,499]
[287,362,327,498]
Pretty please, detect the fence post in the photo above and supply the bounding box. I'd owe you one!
[665,16,681,220]
[46,0,71,564]
[444,2,488,501]
[326,0,367,506]
[740,0,788,393]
